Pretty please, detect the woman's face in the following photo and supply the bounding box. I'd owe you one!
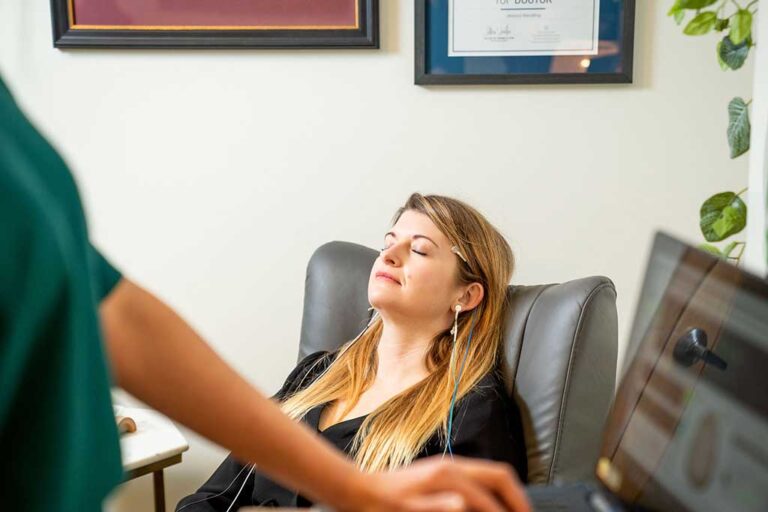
[369,210,465,325]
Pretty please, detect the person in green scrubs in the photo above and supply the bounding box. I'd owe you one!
[0,75,530,512]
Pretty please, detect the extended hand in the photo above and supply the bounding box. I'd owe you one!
[346,455,531,512]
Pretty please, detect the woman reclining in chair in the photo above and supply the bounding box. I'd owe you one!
[177,193,528,511]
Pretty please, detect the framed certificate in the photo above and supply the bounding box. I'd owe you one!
[51,0,379,49]
[416,0,635,85]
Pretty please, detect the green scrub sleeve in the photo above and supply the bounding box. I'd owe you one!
[88,243,123,301]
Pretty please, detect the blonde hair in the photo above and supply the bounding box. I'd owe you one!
[281,193,514,471]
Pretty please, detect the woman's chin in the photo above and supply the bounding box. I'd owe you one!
[368,294,400,315]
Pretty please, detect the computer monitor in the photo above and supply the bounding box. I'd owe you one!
[596,232,768,511]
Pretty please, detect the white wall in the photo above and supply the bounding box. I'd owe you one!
[0,2,755,510]
[745,4,767,276]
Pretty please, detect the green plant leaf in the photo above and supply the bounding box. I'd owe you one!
[718,35,750,70]
[699,243,723,256]
[700,192,748,242]
[668,0,686,23]
[730,9,753,45]
[716,41,730,70]
[685,11,717,35]
[728,97,751,158]
[722,241,739,258]
[668,0,682,14]
[679,0,718,8]
[714,18,729,32]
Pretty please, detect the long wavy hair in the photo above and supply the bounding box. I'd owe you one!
[280,193,515,471]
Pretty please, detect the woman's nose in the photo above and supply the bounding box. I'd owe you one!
[381,244,403,266]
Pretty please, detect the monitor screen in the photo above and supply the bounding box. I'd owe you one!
[620,234,687,380]
[597,232,768,512]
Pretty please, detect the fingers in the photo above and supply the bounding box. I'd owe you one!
[435,468,506,512]
[380,456,530,512]
[406,458,504,512]
[446,456,532,512]
[402,492,466,512]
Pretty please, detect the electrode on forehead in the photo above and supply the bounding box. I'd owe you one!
[451,245,468,263]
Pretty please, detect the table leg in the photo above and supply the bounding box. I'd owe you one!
[153,469,166,512]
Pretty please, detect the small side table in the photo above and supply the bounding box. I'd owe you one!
[116,406,189,512]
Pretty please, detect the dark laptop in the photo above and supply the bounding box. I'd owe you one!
[528,231,768,512]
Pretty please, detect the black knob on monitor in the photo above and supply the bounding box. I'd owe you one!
[673,328,727,370]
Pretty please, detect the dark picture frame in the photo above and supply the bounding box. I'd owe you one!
[50,0,379,49]
[415,0,635,85]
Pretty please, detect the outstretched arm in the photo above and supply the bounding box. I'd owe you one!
[100,279,530,512]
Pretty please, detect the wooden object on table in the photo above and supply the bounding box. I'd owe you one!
[115,405,189,512]
[116,415,137,434]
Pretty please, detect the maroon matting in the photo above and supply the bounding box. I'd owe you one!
[70,0,358,29]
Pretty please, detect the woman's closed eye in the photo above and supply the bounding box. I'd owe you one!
[380,244,428,256]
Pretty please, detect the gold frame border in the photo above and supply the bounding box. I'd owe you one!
[67,0,360,31]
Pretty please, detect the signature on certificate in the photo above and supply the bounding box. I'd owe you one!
[485,24,513,36]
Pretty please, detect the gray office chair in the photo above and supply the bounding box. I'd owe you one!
[298,242,618,484]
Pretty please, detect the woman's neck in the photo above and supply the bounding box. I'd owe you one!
[319,318,444,429]
[374,321,437,386]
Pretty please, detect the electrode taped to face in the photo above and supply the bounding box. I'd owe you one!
[451,245,468,264]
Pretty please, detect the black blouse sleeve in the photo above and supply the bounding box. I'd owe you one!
[175,351,333,512]
[447,374,528,482]
[175,455,254,512]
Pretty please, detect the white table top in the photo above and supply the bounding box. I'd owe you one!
[114,405,189,471]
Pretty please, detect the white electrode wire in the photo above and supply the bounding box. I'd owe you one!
[336,310,379,358]
[293,310,380,399]
[176,463,252,512]
[442,312,476,459]
[224,463,256,512]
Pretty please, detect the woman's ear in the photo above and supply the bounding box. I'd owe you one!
[457,283,484,313]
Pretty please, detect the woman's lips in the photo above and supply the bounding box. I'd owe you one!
[375,271,401,285]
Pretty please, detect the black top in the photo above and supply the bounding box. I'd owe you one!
[176,352,528,511]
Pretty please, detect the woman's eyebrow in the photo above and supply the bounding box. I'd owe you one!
[384,232,440,248]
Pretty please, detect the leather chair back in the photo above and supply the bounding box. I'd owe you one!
[298,241,618,484]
